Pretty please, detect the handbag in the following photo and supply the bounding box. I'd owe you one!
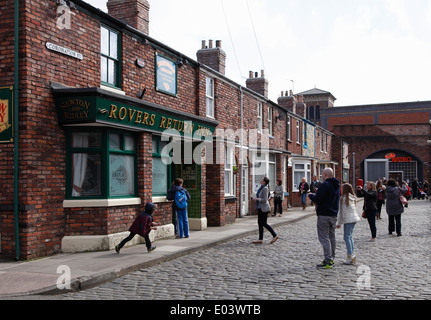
[362,211,367,219]
[399,189,408,205]
[399,195,408,205]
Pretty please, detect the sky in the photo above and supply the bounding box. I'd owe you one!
[85,0,431,106]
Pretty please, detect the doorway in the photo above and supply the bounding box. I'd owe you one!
[389,171,403,185]
[241,165,249,216]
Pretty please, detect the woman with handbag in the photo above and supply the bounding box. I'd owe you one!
[356,182,378,241]
[385,179,408,237]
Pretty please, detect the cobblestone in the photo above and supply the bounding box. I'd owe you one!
[59,201,430,300]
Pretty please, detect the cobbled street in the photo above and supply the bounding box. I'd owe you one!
[59,201,430,300]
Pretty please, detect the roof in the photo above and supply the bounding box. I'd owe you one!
[296,88,336,100]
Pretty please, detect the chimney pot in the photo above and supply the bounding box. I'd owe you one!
[216,40,222,48]
[201,40,206,49]
[209,40,213,48]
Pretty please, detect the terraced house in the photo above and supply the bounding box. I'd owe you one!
[0,0,342,260]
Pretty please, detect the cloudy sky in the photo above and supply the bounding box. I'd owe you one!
[85,0,431,106]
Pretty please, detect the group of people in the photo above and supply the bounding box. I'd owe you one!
[307,170,411,269]
[114,169,412,272]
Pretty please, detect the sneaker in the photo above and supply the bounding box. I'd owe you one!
[147,246,157,252]
[316,260,334,269]
[343,255,356,265]
[115,245,120,254]
[252,240,263,244]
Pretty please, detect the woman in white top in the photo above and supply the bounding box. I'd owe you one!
[336,183,361,265]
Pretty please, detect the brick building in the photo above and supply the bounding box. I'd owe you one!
[0,0,341,260]
[301,89,431,188]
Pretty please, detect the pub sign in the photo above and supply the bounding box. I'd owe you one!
[0,86,13,143]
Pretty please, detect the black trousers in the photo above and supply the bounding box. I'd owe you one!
[273,198,283,215]
[258,209,277,240]
[388,214,402,235]
[119,232,152,250]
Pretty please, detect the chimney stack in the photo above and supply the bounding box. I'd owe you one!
[278,90,296,114]
[246,70,269,98]
[196,39,226,75]
[107,0,150,35]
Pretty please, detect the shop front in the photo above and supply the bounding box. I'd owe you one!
[52,85,218,252]
[363,149,423,185]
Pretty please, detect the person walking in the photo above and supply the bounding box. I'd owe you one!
[308,168,340,269]
[385,179,408,237]
[298,177,310,211]
[115,203,160,253]
[167,178,191,239]
[272,179,284,217]
[252,177,279,245]
[356,181,378,241]
[336,183,361,265]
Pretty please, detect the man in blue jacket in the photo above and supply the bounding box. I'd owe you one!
[308,168,340,269]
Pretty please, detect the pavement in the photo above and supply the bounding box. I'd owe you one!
[0,207,314,298]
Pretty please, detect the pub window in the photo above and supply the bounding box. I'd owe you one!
[101,25,121,88]
[67,130,136,199]
[152,136,171,196]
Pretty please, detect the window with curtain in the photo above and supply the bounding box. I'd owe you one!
[68,130,136,199]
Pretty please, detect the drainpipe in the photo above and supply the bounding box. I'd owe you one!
[13,0,20,260]
[239,86,244,217]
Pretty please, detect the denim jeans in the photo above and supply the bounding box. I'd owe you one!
[343,223,356,255]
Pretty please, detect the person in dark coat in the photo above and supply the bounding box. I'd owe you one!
[115,203,161,253]
[385,179,408,236]
[356,182,378,241]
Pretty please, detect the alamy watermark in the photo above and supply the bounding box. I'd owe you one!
[159,127,271,176]
[56,1,76,30]
[56,265,71,290]
[356,265,372,290]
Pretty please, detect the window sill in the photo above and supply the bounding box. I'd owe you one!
[100,84,125,95]
[63,198,141,208]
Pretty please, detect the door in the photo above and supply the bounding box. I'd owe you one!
[389,172,403,185]
[241,165,249,216]
[173,163,201,219]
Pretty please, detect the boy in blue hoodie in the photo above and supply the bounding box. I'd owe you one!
[308,168,340,269]
[167,178,191,238]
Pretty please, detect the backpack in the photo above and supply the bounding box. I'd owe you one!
[175,189,188,210]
